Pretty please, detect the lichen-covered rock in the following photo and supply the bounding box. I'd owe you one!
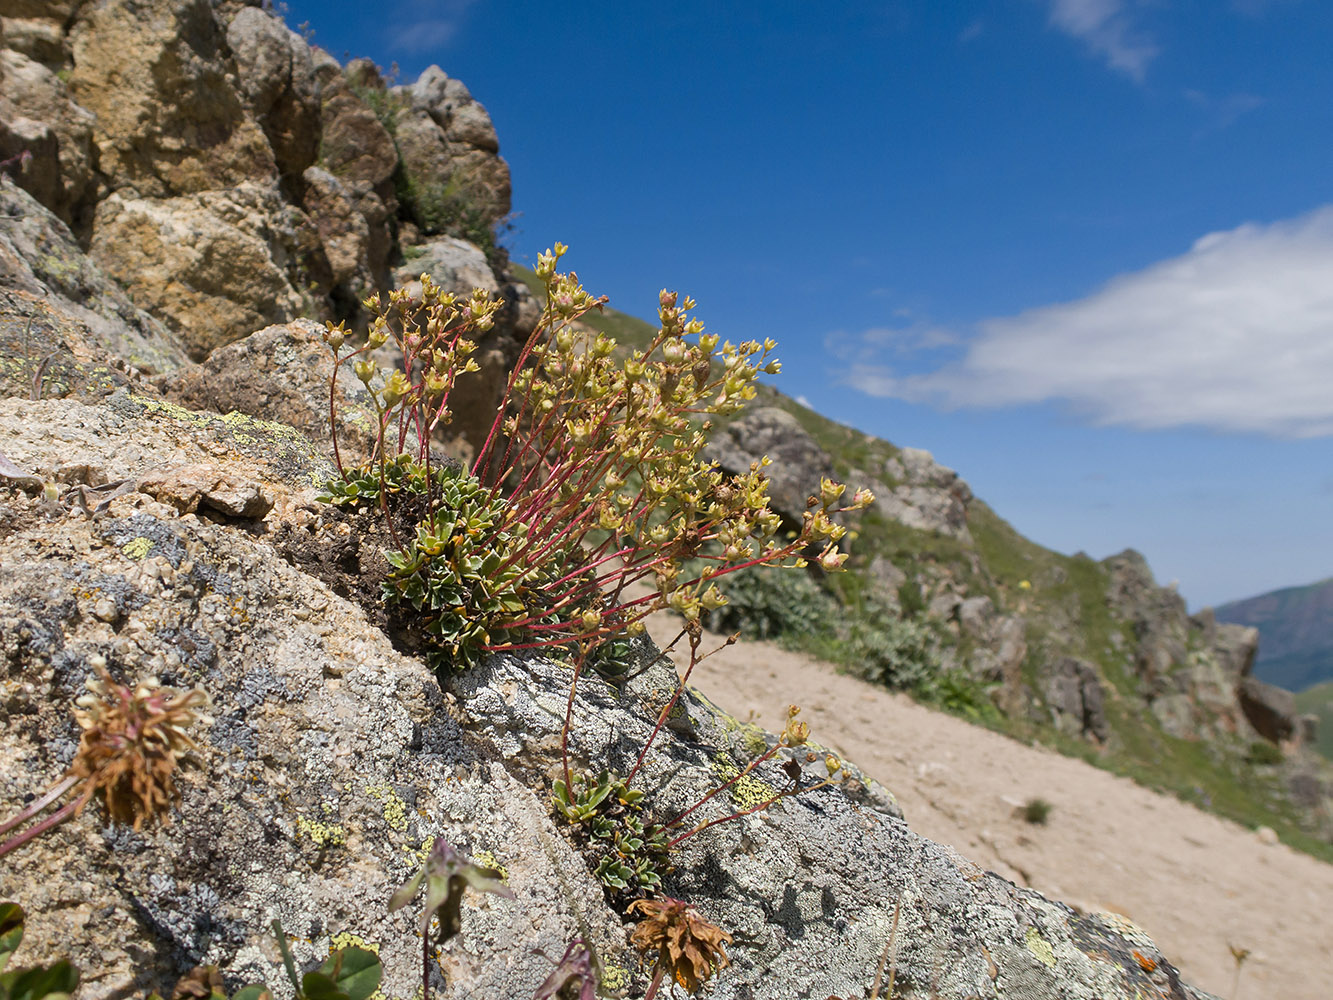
[90,185,312,360]
[0,391,1220,1000]
[155,319,380,466]
[67,0,276,198]
[0,177,186,394]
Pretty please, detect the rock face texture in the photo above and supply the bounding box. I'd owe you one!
[0,0,519,355]
[0,390,1219,999]
[0,178,187,397]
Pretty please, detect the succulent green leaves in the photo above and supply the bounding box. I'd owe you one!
[0,904,79,1000]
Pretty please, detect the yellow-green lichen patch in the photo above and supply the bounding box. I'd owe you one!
[120,536,154,559]
[330,930,380,954]
[716,711,772,757]
[470,849,509,883]
[403,836,434,867]
[295,814,347,848]
[601,964,630,991]
[118,394,332,486]
[711,754,778,810]
[365,783,409,833]
[1025,925,1057,969]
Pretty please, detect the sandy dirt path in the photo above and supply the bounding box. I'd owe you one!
[643,617,1333,1000]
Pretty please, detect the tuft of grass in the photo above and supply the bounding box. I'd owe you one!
[1022,797,1054,825]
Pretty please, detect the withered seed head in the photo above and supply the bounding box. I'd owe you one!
[629,896,732,993]
[70,666,210,831]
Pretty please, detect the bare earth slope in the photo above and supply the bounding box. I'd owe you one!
[660,623,1333,1000]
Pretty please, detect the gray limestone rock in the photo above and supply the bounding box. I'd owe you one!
[0,384,1218,1000]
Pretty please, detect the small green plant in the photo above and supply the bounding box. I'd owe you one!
[270,921,381,1000]
[0,665,208,858]
[148,924,383,1000]
[397,175,508,257]
[552,770,670,901]
[914,668,996,721]
[1021,797,1053,825]
[0,903,78,1000]
[557,702,843,903]
[388,838,513,1000]
[1246,740,1283,766]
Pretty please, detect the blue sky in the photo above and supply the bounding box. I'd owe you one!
[282,0,1333,609]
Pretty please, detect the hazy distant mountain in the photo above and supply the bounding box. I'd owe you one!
[1215,578,1333,692]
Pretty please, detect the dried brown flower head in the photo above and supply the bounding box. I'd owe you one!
[70,666,209,830]
[628,896,732,994]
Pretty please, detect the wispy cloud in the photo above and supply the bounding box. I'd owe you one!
[844,206,1333,437]
[959,18,985,43]
[1185,89,1265,130]
[1046,0,1158,81]
[382,0,477,55]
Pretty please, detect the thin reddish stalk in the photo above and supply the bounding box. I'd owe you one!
[0,773,78,837]
[0,786,91,859]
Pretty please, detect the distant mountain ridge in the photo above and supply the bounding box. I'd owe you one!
[1215,578,1333,692]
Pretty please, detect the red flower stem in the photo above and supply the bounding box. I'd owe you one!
[0,773,78,837]
[0,786,90,860]
[663,745,784,833]
[663,781,798,851]
[625,637,701,786]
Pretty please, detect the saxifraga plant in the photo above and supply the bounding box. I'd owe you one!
[320,245,871,992]
[319,244,869,712]
[0,662,208,858]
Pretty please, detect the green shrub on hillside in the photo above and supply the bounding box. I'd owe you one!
[845,606,941,691]
[704,564,839,642]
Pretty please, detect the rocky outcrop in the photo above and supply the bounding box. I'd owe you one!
[67,0,276,199]
[0,0,515,355]
[90,185,315,360]
[876,447,973,540]
[1041,657,1110,742]
[0,177,186,395]
[0,389,1217,1000]
[1103,549,1279,742]
[225,5,321,194]
[395,66,512,226]
[705,407,834,531]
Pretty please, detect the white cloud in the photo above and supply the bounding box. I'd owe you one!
[1046,0,1158,80]
[1185,89,1265,130]
[383,0,477,54]
[846,206,1333,437]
